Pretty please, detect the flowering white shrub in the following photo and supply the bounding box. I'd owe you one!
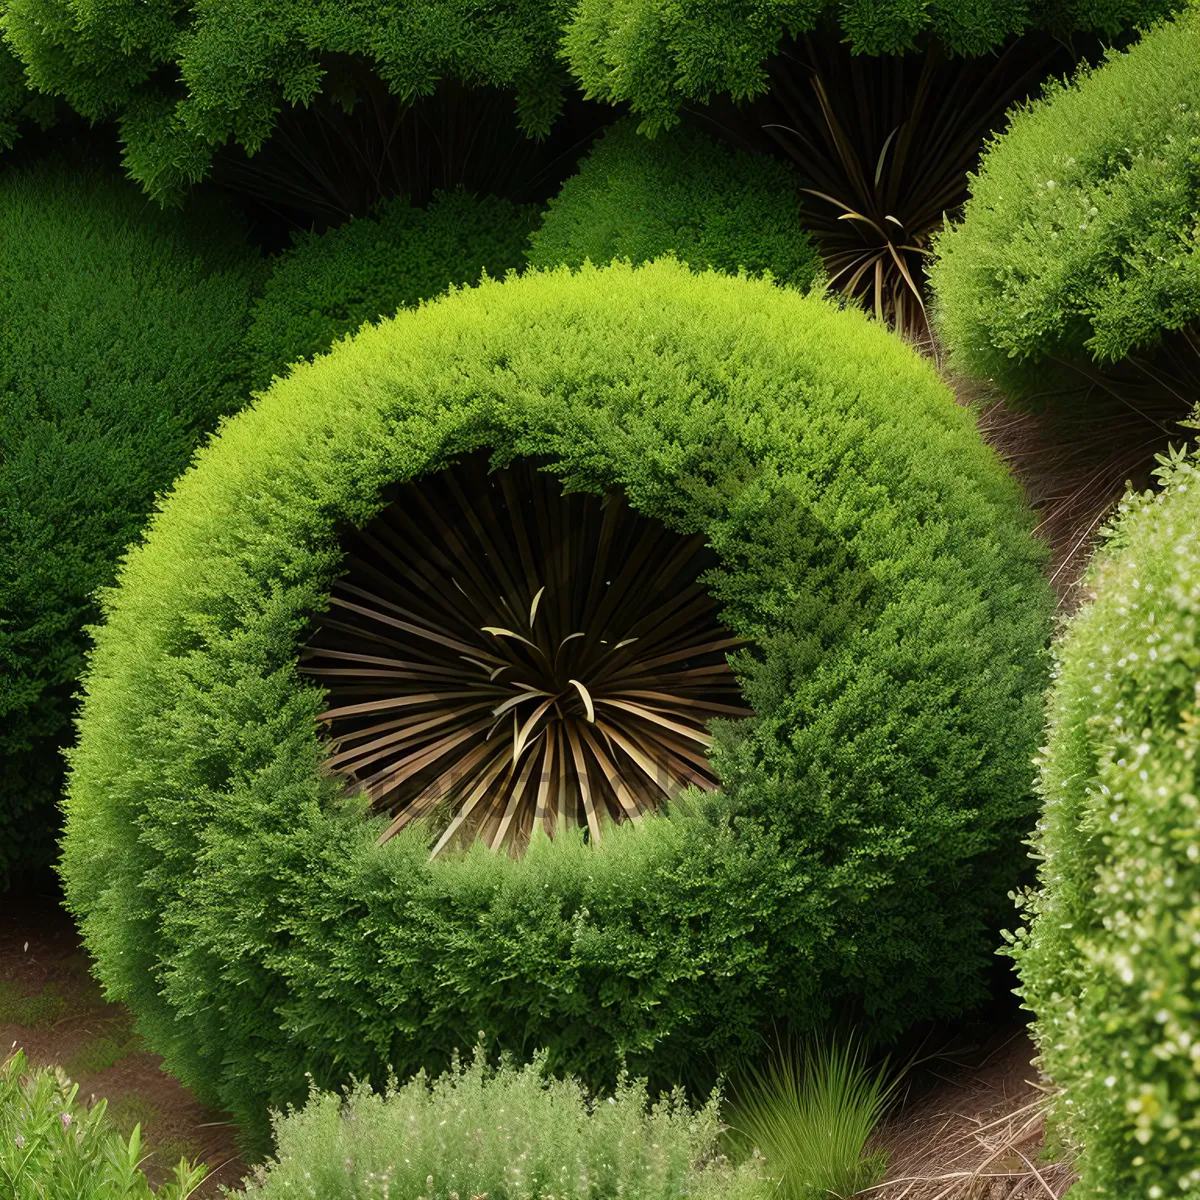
[1007,445,1200,1198]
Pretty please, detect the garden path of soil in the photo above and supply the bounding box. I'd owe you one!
[4,870,1070,1198]
[1,871,245,1196]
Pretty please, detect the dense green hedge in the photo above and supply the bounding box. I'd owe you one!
[930,5,1200,403]
[0,161,261,882]
[0,0,570,202]
[527,120,820,290]
[563,0,1178,135]
[1007,450,1200,1197]
[247,189,537,388]
[62,261,1052,1150]
[0,0,1178,200]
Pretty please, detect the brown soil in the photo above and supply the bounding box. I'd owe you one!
[1,873,246,1195]
[872,1028,1075,1198]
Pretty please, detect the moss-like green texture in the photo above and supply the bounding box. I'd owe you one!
[930,6,1200,404]
[528,120,820,290]
[62,261,1052,1150]
[247,189,537,388]
[1008,450,1200,1197]
[0,161,261,881]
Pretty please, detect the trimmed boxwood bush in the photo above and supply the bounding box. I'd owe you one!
[62,260,1053,1150]
[247,189,538,388]
[930,5,1200,404]
[1006,450,1200,1197]
[0,161,261,882]
[527,120,820,290]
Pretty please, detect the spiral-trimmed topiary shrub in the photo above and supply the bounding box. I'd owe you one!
[930,7,1200,544]
[527,120,820,290]
[247,189,538,388]
[62,260,1053,1151]
[0,160,261,883]
[1006,449,1200,1198]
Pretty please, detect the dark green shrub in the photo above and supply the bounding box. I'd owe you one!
[527,120,820,291]
[0,0,571,202]
[0,1048,206,1198]
[931,5,1200,404]
[240,1048,766,1200]
[562,0,1177,137]
[0,161,261,882]
[1006,449,1200,1198]
[247,189,537,388]
[61,260,1052,1150]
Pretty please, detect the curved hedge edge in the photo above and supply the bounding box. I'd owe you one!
[62,261,1053,1150]
[1006,449,1200,1198]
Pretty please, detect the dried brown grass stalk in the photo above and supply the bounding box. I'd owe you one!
[303,454,748,855]
[952,323,1200,609]
[706,33,1067,341]
[866,1034,1076,1200]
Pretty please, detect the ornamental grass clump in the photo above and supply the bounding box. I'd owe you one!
[931,7,1200,539]
[0,1049,206,1198]
[1006,447,1200,1197]
[61,260,1052,1150]
[731,1041,897,1200]
[240,1048,767,1200]
[0,159,261,883]
[527,119,820,291]
[246,189,537,387]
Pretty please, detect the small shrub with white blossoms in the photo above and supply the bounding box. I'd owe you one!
[1006,446,1200,1198]
[240,1046,770,1200]
[0,1048,206,1198]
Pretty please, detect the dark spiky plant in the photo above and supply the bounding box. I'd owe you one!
[212,62,604,232]
[708,32,1067,340]
[303,454,748,855]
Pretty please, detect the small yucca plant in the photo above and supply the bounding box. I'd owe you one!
[730,1040,899,1200]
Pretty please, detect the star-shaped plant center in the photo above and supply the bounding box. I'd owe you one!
[303,454,749,855]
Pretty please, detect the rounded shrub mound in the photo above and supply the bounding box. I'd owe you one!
[0,160,261,883]
[1007,451,1200,1199]
[62,260,1053,1150]
[931,7,1200,404]
[246,189,538,388]
[527,120,820,290]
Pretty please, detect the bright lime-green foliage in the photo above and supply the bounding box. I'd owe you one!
[0,161,261,882]
[62,261,1052,1150]
[930,6,1200,403]
[731,1042,897,1200]
[247,189,537,388]
[0,1049,206,1198]
[1007,449,1200,1198]
[241,1048,767,1200]
[527,121,820,290]
[0,0,571,202]
[563,0,1178,136]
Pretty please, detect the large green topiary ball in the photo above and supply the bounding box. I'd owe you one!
[62,261,1052,1150]
[1007,450,1200,1198]
[527,120,821,290]
[246,189,539,388]
[930,5,1200,404]
[0,160,261,883]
